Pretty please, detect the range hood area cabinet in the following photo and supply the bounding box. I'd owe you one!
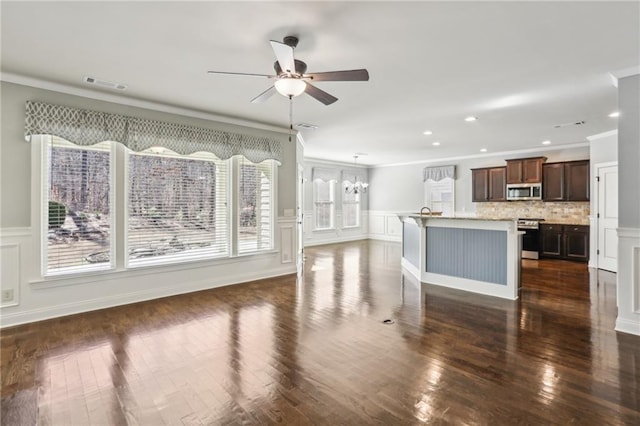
[506,157,546,184]
[542,160,590,201]
[472,167,506,202]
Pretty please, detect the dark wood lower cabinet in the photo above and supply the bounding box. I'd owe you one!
[540,224,589,262]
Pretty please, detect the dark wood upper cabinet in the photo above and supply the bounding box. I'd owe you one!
[543,160,589,201]
[542,163,565,201]
[506,157,546,184]
[488,167,506,201]
[472,168,489,202]
[472,167,505,202]
[565,161,590,201]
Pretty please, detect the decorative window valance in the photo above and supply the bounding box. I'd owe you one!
[341,170,367,184]
[423,165,456,182]
[312,167,339,182]
[24,101,283,164]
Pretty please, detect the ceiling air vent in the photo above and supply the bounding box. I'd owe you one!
[553,120,585,129]
[83,76,127,91]
[295,122,319,130]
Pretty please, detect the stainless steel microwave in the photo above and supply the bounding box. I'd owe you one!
[506,183,542,201]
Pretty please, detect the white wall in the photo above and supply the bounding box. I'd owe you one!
[368,145,590,215]
[616,72,640,336]
[0,81,299,327]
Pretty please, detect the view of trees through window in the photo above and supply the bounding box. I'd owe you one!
[46,140,111,272]
[127,150,228,265]
[239,158,273,253]
[45,137,274,274]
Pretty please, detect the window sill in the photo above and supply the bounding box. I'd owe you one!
[312,227,336,233]
[30,250,279,290]
[342,225,361,230]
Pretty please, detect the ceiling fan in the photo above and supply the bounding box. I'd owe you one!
[207,36,369,105]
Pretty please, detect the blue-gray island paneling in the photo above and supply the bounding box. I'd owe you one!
[398,215,521,300]
[426,227,507,285]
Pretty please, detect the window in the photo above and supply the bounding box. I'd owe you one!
[238,157,275,254]
[39,136,278,277]
[44,137,113,275]
[342,186,360,228]
[424,177,455,216]
[313,179,335,230]
[127,148,229,267]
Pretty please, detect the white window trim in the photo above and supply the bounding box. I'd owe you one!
[313,179,335,231]
[31,136,278,284]
[234,156,277,255]
[424,177,456,217]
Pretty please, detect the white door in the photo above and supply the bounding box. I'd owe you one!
[597,163,618,272]
[296,164,305,273]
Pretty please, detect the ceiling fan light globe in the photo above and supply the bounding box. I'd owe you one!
[275,78,306,97]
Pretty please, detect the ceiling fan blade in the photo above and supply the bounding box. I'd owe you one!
[250,85,277,103]
[305,69,369,82]
[207,71,275,78]
[270,40,296,74]
[305,83,338,105]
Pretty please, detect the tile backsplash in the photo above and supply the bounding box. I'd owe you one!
[475,201,590,225]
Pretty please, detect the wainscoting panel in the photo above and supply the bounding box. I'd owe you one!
[0,244,20,307]
[0,223,297,328]
[303,210,369,247]
[367,211,402,242]
[616,227,640,336]
[278,217,295,264]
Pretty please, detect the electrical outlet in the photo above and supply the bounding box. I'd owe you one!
[1,289,14,302]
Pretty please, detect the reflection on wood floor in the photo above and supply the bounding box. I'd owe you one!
[1,240,639,424]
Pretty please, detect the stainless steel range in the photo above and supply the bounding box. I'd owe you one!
[517,218,544,260]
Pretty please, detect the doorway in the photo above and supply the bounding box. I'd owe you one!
[595,162,618,272]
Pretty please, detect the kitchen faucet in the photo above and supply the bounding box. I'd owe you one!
[420,206,432,217]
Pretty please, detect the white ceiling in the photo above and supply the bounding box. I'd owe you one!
[1,1,638,166]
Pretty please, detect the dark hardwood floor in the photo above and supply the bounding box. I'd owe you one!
[1,240,639,425]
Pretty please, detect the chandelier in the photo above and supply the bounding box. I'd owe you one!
[344,181,369,194]
[344,154,369,194]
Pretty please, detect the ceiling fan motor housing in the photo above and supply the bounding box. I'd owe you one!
[274,59,308,76]
[283,36,299,48]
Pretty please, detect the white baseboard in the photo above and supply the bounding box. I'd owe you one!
[368,234,402,243]
[304,235,368,247]
[0,265,296,328]
[615,317,640,336]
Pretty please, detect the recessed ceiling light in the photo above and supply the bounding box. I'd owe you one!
[465,116,478,122]
[480,148,487,152]
[423,130,433,135]
[542,140,551,145]
[432,142,440,146]
[608,111,620,118]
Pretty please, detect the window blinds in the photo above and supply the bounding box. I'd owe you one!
[127,149,229,266]
[238,157,274,254]
[45,137,112,274]
[314,180,334,229]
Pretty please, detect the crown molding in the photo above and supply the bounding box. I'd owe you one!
[609,65,640,86]
[372,142,590,168]
[587,129,617,141]
[0,72,289,134]
[304,157,369,169]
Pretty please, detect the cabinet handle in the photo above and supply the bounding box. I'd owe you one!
[573,227,579,231]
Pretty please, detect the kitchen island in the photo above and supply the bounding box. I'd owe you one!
[397,214,522,300]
